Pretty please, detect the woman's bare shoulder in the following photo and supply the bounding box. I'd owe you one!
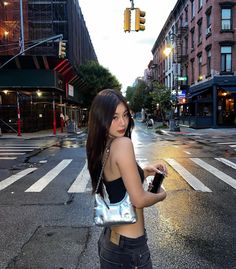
[111,137,133,148]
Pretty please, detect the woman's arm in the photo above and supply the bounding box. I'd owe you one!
[112,137,167,209]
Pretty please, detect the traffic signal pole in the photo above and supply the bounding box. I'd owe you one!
[0,34,63,70]
[16,92,21,136]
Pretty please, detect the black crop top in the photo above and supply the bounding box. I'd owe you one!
[104,164,144,203]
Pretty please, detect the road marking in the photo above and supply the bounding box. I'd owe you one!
[229,145,236,148]
[0,168,37,191]
[0,153,25,155]
[0,147,40,149]
[217,142,236,144]
[25,159,72,192]
[190,158,236,190]
[0,149,33,152]
[165,158,212,192]
[0,157,17,160]
[68,161,90,193]
[184,151,191,155]
[215,158,236,170]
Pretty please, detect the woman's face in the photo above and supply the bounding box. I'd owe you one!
[109,102,129,138]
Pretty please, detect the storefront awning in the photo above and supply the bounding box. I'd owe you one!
[187,88,209,98]
[220,86,236,92]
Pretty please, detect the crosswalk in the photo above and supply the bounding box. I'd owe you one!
[0,156,235,194]
[217,141,236,151]
[0,144,40,160]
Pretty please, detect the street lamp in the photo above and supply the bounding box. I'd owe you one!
[163,33,180,131]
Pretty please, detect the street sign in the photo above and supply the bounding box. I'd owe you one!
[178,76,187,81]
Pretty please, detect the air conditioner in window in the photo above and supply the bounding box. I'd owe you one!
[206,25,212,35]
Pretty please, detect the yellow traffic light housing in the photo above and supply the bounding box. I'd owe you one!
[59,40,66,58]
[124,8,131,32]
[135,8,146,32]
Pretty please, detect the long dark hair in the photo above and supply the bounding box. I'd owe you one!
[86,89,134,195]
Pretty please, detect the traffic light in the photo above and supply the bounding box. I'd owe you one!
[124,8,131,32]
[58,40,66,58]
[135,8,146,31]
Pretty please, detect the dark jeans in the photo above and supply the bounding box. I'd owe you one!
[98,227,153,269]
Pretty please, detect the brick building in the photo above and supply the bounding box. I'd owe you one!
[0,0,97,133]
[151,0,236,128]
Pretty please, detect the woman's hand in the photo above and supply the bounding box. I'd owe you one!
[143,163,167,178]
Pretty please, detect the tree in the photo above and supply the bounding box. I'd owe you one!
[149,81,172,122]
[125,81,147,113]
[76,61,121,108]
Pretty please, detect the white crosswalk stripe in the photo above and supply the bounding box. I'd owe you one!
[68,161,90,193]
[0,145,40,159]
[217,141,236,151]
[215,158,236,170]
[25,159,72,192]
[165,158,212,192]
[0,157,236,194]
[0,168,37,191]
[190,158,236,190]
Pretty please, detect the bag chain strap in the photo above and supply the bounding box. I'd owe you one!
[95,141,112,194]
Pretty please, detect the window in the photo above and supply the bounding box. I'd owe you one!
[221,8,232,30]
[184,36,188,55]
[191,0,195,19]
[206,49,211,76]
[221,46,232,72]
[185,7,188,23]
[191,59,195,83]
[206,7,212,35]
[198,54,202,78]
[191,28,195,49]
[198,0,203,10]
[198,20,202,43]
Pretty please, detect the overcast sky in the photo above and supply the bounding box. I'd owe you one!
[79,0,176,93]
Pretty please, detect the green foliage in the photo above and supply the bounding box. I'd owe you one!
[125,81,147,112]
[125,80,172,121]
[150,81,172,121]
[76,61,121,108]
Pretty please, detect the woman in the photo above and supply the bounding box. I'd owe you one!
[87,89,167,268]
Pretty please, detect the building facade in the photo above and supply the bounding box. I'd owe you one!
[0,0,97,133]
[151,0,236,128]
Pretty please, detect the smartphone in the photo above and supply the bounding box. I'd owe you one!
[149,171,165,193]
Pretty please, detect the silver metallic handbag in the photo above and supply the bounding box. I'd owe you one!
[94,145,137,227]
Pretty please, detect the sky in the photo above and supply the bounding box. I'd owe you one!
[79,0,176,93]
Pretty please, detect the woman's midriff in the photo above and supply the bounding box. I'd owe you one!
[111,208,144,238]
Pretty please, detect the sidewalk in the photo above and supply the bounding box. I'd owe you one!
[136,119,236,138]
[0,127,87,139]
[161,124,236,137]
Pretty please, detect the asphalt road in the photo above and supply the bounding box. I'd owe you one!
[0,124,235,269]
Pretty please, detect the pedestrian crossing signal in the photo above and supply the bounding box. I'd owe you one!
[58,40,66,58]
[135,8,145,31]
